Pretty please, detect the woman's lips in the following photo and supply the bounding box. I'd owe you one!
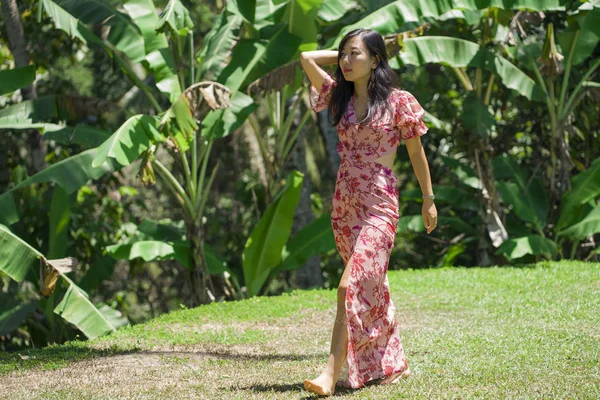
[343,69,352,73]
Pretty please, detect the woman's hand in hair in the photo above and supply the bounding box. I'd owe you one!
[300,50,338,93]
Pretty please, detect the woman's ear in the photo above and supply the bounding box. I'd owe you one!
[373,54,380,69]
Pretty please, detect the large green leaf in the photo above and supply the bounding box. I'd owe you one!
[106,240,228,274]
[196,11,243,82]
[106,240,192,268]
[54,273,127,339]
[557,157,600,230]
[48,187,71,259]
[328,0,566,49]
[41,0,158,107]
[43,125,112,148]
[254,0,292,24]
[0,95,70,121]
[156,0,194,36]
[284,0,322,53]
[0,116,66,134]
[495,235,557,260]
[0,149,118,226]
[0,225,39,282]
[0,65,36,96]
[557,4,600,67]
[400,37,544,101]
[160,93,199,151]
[201,91,257,140]
[493,155,549,232]
[52,0,146,62]
[0,296,38,336]
[227,0,256,23]
[279,213,336,272]
[317,0,359,22]
[123,0,181,102]
[460,92,494,137]
[557,201,600,240]
[216,24,303,93]
[243,170,304,297]
[137,218,186,242]
[0,226,121,339]
[92,115,163,168]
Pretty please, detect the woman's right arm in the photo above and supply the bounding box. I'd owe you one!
[300,50,338,92]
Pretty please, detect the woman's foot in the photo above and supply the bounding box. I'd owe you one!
[304,374,336,396]
[379,368,411,385]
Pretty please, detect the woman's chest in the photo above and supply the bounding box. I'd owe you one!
[337,119,399,155]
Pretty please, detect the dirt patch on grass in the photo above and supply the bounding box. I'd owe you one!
[0,307,339,400]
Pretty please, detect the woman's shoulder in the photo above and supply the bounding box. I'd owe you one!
[389,87,418,102]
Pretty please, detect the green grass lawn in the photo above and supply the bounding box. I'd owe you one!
[1,260,599,399]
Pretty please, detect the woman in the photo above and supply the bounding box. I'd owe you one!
[300,28,437,396]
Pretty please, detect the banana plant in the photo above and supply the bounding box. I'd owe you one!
[510,3,600,206]
[0,224,128,340]
[488,155,599,261]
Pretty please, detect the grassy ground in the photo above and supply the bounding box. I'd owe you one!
[1,260,599,399]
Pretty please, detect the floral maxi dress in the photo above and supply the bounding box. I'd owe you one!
[309,73,428,389]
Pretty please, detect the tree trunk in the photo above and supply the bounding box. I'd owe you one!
[474,143,508,266]
[185,221,215,306]
[289,133,323,289]
[317,111,340,177]
[1,0,47,174]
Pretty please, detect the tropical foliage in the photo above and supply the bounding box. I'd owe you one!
[0,0,598,350]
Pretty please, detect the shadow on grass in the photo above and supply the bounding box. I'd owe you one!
[0,343,142,375]
[141,349,320,362]
[1,344,321,376]
[230,382,356,398]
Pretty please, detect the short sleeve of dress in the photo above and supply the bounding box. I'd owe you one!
[394,90,428,141]
[309,73,336,113]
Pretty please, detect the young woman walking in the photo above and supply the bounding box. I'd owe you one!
[300,28,437,396]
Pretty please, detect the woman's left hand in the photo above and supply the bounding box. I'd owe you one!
[422,199,438,234]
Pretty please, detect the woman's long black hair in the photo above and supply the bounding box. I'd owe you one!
[328,29,401,126]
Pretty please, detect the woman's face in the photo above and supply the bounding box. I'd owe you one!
[339,35,377,83]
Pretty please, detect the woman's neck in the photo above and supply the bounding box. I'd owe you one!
[353,76,369,100]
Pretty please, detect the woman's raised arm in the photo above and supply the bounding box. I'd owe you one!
[300,50,338,92]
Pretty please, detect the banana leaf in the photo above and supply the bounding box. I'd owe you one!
[0,296,38,336]
[196,11,243,82]
[493,155,549,232]
[328,0,566,49]
[460,92,494,138]
[91,115,163,168]
[557,202,600,240]
[123,0,182,102]
[400,37,545,101]
[40,0,158,108]
[243,170,304,297]
[278,213,336,272]
[156,0,194,36]
[283,0,322,53]
[495,235,557,260]
[0,149,118,226]
[0,225,124,339]
[317,0,359,22]
[557,157,600,230]
[52,0,146,62]
[0,65,36,96]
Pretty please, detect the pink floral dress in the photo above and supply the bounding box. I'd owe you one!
[309,72,428,389]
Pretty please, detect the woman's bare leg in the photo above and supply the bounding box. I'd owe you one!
[304,256,353,396]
